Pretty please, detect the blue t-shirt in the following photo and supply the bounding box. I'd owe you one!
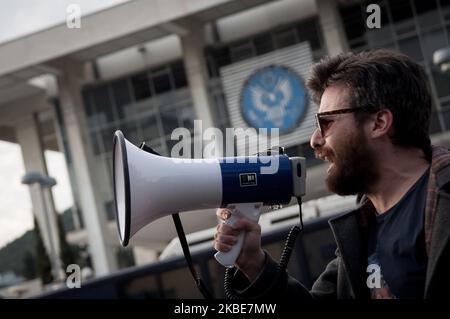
[367,168,429,299]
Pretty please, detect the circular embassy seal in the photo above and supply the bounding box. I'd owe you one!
[240,65,307,134]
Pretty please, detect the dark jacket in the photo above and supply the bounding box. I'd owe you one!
[230,146,450,299]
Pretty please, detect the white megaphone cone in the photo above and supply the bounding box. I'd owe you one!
[113,130,223,246]
[113,130,306,267]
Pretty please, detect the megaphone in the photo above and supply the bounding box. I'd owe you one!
[113,130,306,267]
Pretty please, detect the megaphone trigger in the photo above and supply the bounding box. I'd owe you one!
[214,202,263,268]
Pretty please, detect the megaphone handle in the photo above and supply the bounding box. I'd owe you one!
[214,202,262,268]
[214,214,246,268]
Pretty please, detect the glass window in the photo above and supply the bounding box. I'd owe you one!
[441,108,450,130]
[366,26,395,46]
[82,90,97,128]
[340,4,367,42]
[430,105,444,133]
[131,72,152,101]
[177,103,196,130]
[443,7,450,24]
[140,114,159,142]
[160,109,180,136]
[378,1,391,27]
[275,28,298,49]
[414,0,440,29]
[432,68,450,98]
[441,97,450,110]
[148,138,165,156]
[297,18,322,50]
[37,111,59,152]
[121,121,140,146]
[38,117,55,137]
[90,131,101,155]
[207,47,231,72]
[152,68,172,95]
[442,0,450,23]
[399,36,424,61]
[42,136,59,152]
[92,85,114,125]
[389,0,414,23]
[104,154,113,187]
[230,41,254,63]
[165,137,181,156]
[348,38,369,51]
[421,29,449,62]
[213,93,229,130]
[394,19,416,37]
[111,79,133,120]
[82,89,102,127]
[171,61,188,89]
[101,126,117,154]
[414,0,438,15]
[134,99,156,117]
[254,33,275,55]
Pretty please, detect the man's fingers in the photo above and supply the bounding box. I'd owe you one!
[215,233,237,246]
[216,217,260,235]
[214,231,237,253]
[216,208,232,221]
[217,223,240,236]
[232,218,261,234]
[214,240,233,252]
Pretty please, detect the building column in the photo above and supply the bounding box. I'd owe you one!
[316,0,349,55]
[14,104,63,281]
[180,23,216,130]
[51,57,117,276]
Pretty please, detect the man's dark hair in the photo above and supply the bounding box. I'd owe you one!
[306,49,432,160]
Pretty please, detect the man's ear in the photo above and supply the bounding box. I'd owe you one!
[369,109,393,138]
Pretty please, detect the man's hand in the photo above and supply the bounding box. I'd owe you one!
[214,208,266,282]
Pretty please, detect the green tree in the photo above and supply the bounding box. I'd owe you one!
[34,217,53,284]
[56,212,77,276]
[22,250,37,280]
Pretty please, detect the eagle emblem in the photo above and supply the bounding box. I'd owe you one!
[240,65,307,134]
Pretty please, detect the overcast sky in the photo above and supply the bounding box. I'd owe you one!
[0,141,73,248]
[0,0,128,248]
[0,0,129,44]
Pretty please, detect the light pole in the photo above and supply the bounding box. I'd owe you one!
[21,171,61,282]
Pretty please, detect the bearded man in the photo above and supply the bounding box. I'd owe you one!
[214,49,450,299]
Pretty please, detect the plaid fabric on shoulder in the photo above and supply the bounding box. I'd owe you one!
[425,145,450,256]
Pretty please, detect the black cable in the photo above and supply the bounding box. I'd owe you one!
[171,213,214,299]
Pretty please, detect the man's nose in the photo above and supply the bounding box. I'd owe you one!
[310,128,325,149]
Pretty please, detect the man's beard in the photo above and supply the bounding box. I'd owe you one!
[318,130,378,196]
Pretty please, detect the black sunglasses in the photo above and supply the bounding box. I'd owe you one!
[315,107,365,136]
